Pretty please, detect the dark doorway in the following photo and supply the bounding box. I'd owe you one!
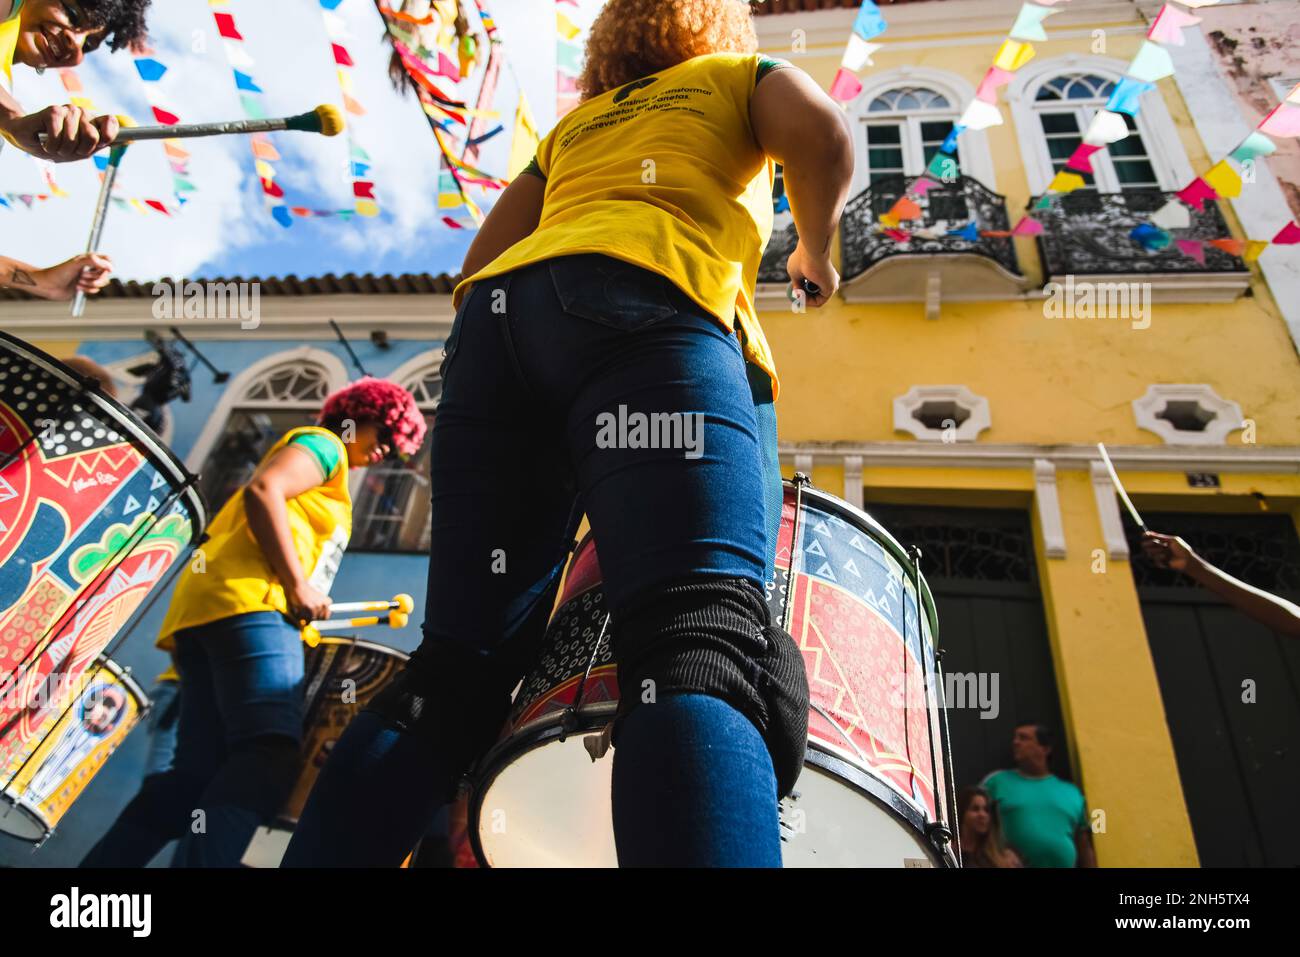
[1127,512,1300,867]
[868,504,1069,791]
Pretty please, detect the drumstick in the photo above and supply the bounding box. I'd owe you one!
[1096,443,1146,532]
[300,611,409,648]
[38,104,345,147]
[71,141,128,319]
[328,594,415,616]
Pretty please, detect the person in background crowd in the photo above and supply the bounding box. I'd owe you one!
[981,723,1097,868]
[1141,530,1300,638]
[81,378,426,868]
[957,785,1022,868]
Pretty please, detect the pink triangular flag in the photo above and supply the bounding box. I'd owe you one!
[1272,222,1300,245]
[1148,4,1201,45]
[1259,102,1300,138]
[911,178,936,196]
[829,67,863,103]
[1176,238,1206,264]
[975,66,1015,104]
[1065,143,1102,173]
[1176,178,1217,210]
[1012,216,1044,236]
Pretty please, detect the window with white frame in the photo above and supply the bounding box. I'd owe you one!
[1033,73,1159,192]
[863,86,962,184]
[349,362,440,554]
[196,361,334,515]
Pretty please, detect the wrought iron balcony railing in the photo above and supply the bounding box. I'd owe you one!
[837,174,1021,280]
[1032,188,1247,278]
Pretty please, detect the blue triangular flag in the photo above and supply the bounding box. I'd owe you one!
[234,70,263,94]
[852,1,887,41]
[134,58,167,82]
[947,222,979,241]
[0,195,9,208]
[351,162,371,177]
[1105,77,1154,117]
[1130,222,1171,251]
[94,154,110,171]
[271,205,294,228]
[773,193,790,214]
[941,125,965,154]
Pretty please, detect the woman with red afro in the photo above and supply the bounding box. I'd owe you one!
[81,378,424,868]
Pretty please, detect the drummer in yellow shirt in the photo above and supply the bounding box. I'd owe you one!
[81,378,426,869]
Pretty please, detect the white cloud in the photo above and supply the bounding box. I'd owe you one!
[2,0,600,281]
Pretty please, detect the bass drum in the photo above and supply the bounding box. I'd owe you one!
[0,332,205,794]
[470,479,959,867]
[241,637,408,867]
[0,655,149,843]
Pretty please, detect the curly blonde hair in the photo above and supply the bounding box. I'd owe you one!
[578,0,759,101]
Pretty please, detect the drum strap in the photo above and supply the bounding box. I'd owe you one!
[610,577,810,798]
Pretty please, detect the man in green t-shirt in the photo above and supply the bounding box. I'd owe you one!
[981,723,1097,868]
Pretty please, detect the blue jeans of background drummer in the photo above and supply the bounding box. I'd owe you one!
[284,254,789,868]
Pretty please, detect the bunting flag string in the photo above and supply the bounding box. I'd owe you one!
[828,0,887,104]
[875,1,1073,244]
[377,0,501,230]
[319,0,379,219]
[209,0,296,227]
[1030,0,1299,263]
[131,47,198,204]
[556,0,583,119]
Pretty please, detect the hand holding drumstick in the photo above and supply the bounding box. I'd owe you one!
[1141,531,1300,638]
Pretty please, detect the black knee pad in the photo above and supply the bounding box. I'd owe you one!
[364,641,515,802]
[611,577,809,798]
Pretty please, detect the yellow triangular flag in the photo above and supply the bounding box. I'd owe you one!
[1244,240,1268,263]
[1202,159,1242,198]
[557,11,581,40]
[993,39,1036,72]
[508,92,541,180]
[355,199,380,218]
[879,213,900,229]
[1048,170,1087,193]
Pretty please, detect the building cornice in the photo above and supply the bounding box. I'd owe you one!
[777,440,1300,474]
[0,295,456,342]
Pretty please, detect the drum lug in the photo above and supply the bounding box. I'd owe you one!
[925,821,953,849]
[558,707,578,742]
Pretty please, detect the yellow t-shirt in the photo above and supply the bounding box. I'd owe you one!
[157,426,353,647]
[1,0,22,91]
[452,52,782,398]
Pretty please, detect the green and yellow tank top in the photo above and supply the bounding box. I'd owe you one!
[157,426,352,647]
[453,52,788,398]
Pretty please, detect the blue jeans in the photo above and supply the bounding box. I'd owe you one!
[285,254,782,867]
[81,611,304,868]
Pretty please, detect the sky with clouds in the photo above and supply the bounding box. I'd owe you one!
[1,0,600,281]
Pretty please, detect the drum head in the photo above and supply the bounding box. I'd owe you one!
[472,715,949,868]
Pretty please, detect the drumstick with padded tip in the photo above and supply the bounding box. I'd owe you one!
[301,611,409,648]
[71,115,135,319]
[327,594,415,617]
[38,104,345,147]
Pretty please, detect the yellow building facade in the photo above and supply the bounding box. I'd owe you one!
[753,0,1300,866]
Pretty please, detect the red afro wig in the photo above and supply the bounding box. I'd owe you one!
[318,377,427,460]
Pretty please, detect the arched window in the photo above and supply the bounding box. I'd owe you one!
[350,355,440,553]
[861,85,961,184]
[1032,71,1159,192]
[193,352,343,514]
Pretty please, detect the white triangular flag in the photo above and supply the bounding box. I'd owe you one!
[958,99,1004,131]
[1083,109,1129,146]
[1151,198,1191,229]
[842,34,882,72]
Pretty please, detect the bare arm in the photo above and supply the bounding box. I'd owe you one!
[0,253,113,300]
[1076,828,1097,868]
[750,67,856,306]
[243,445,334,625]
[1142,532,1300,638]
[459,172,546,278]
